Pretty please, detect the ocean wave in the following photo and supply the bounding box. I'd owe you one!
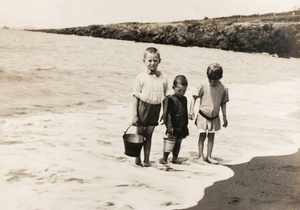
[31,67,56,71]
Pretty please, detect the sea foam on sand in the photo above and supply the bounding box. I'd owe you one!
[0,80,299,210]
[0,109,233,210]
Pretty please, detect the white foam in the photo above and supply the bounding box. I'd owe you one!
[1,29,300,209]
[0,80,299,209]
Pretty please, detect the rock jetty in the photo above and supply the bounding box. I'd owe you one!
[28,10,300,58]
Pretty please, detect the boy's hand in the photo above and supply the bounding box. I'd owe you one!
[132,116,139,126]
[167,126,173,134]
[188,113,194,120]
[159,115,165,125]
[222,118,228,128]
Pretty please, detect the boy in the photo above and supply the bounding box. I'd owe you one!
[132,47,168,167]
[161,75,189,165]
[189,63,229,164]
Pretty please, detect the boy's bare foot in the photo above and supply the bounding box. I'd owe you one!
[135,157,142,166]
[171,159,182,164]
[143,162,151,167]
[160,159,168,165]
[206,157,219,164]
[193,158,207,165]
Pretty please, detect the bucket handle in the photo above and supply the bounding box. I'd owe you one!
[124,125,144,138]
[124,125,133,135]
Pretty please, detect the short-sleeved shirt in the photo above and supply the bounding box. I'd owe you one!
[193,81,229,131]
[193,81,229,117]
[133,70,168,105]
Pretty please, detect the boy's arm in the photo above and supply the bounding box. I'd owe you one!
[189,96,197,120]
[166,112,173,134]
[160,96,169,124]
[132,96,139,126]
[161,96,173,133]
[165,97,173,134]
[160,75,169,124]
[221,103,228,127]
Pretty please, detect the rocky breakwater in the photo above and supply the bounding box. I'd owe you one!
[29,10,300,58]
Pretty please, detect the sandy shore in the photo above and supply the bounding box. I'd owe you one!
[185,149,300,210]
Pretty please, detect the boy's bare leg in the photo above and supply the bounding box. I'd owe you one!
[194,133,206,164]
[135,126,146,166]
[161,152,169,164]
[172,138,182,164]
[143,125,155,167]
[135,158,142,166]
[206,133,218,164]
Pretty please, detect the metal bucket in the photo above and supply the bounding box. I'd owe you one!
[163,134,176,152]
[123,125,144,157]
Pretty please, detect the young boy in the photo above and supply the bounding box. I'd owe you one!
[189,63,229,164]
[132,47,168,167]
[161,75,189,165]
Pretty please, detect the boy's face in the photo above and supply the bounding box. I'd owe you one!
[209,79,220,87]
[173,84,187,97]
[143,52,161,72]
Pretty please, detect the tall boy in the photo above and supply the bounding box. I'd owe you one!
[132,47,168,167]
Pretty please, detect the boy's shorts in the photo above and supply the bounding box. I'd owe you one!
[197,128,217,135]
[138,100,161,126]
[195,113,220,135]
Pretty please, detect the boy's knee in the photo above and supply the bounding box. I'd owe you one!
[207,133,215,141]
[199,132,206,139]
[208,133,215,137]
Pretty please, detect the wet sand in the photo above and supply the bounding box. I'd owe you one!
[185,149,300,210]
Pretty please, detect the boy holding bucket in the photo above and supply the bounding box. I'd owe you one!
[161,75,189,165]
[132,47,168,167]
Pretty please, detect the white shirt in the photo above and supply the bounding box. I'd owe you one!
[193,81,229,117]
[133,70,168,104]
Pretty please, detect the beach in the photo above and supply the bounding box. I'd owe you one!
[187,149,300,210]
[185,112,300,210]
[187,112,300,210]
[0,29,300,209]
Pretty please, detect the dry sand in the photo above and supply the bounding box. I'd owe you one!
[185,150,300,210]
[185,112,300,210]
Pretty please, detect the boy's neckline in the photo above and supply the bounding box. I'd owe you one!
[148,70,161,76]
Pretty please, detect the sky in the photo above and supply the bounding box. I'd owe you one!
[0,0,299,29]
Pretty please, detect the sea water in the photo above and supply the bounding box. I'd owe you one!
[0,29,299,209]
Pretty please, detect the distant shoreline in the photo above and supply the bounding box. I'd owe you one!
[27,10,300,58]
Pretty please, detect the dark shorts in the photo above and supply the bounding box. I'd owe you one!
[172,127,189,139]
[138,100,161,126]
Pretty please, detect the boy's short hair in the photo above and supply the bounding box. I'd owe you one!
[207,63,223,80]
[144,47,161,59]
[173,75,188,87]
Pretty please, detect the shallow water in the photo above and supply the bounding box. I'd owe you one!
[0,29,299,209]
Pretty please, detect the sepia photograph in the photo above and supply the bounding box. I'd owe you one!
[0,0,300,209]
